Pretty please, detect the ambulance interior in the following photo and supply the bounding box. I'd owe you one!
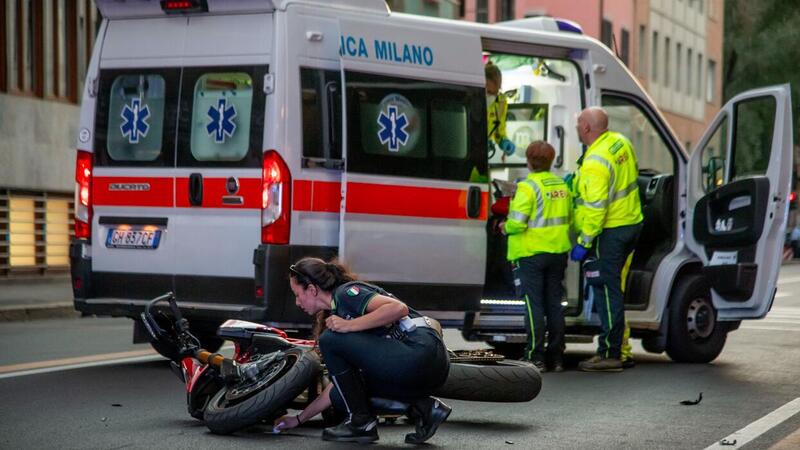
[482,51,678,318]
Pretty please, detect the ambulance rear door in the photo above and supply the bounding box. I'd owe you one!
[338,17,489,319]
[685,84,793,320]
[168,14,271,307]
[90,15,186,301]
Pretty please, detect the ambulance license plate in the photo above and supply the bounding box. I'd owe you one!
[105,228,162,249]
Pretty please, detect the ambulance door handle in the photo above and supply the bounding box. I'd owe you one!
[467,186,482,218]
[189,173,203,207]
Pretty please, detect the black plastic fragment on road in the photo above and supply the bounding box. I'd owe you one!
[111,403,122,407]
[720,438,737,446]
[680,392,703,405]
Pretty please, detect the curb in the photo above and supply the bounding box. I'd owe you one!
[0,303,79,322]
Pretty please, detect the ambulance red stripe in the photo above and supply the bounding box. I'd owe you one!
[175,177,262,208]
[93,177,174,207]
[344,182,488,220]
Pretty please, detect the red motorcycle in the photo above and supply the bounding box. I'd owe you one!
[142,292,541,435]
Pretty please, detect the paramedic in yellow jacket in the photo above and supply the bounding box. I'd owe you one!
[503,141,571,372]
[485,62,516,157]
[570,107,643,373]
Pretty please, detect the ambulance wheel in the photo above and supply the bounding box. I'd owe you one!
[665,274,727,363]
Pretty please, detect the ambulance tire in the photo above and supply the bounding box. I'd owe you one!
[203,348,321,435]
[434,360,542,402]
[665,274,727,364]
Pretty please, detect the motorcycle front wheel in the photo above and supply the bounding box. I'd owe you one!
[203,347,321,434]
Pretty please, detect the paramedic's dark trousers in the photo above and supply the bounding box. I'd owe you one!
[589,223,643,359]
[517,253,568,362]
[319,328,450,410]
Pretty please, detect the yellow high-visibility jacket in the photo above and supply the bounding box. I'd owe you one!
[505,171,572,260]
[574,131,643,248]
[488,93,509,144]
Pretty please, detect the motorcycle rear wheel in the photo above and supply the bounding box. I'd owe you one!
[203,348,321,434]
[435,359,542,403]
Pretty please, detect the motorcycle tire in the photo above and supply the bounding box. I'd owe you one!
[434,359,542,403]
[203,348,321,434]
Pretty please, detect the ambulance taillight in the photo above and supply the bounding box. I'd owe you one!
[74,150,93,239]
[261,150,291,244]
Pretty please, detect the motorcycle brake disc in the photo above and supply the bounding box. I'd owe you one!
[224,354,289,402]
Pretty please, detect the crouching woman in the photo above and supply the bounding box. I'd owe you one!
[274,257,451,444]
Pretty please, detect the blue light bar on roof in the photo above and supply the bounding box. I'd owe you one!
[556,19,583,34]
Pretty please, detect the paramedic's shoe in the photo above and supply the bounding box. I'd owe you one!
[405,397,451,444]
[551,358,565,373]
[621,357,636,369]
[578,355,623,372]
[322,417,379,443]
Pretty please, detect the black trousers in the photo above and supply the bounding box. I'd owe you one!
[516,252,568,362]
[319,327,450,411]
[588,222,642,359]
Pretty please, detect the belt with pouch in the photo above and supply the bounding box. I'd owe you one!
[388,316,442,340]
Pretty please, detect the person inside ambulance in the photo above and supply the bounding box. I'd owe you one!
[569,107,643,373]
[501,141,571,372]
[274,257,451,444]
[485,61,516,158]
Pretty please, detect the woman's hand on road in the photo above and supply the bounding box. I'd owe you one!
[273,414,300,432]
[326,315,355,333]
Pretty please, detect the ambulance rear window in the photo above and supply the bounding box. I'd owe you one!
[189,72,253,162]
[105,74,167,162]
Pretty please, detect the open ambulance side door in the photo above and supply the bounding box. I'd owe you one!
[685,84,793,320]
[337,16,490,317]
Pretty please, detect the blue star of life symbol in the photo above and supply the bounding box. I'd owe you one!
[377,105,409,152]
[207,98,237,144]
[120,97,150,144]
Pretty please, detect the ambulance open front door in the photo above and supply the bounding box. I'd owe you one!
[337,16,490,318]
[685,84,793,320]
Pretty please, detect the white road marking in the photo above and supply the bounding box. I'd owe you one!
[0,354,165,380]
[705,398,800,449]
[740,326,800,332]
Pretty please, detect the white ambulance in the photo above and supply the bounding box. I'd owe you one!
[71,0,793,362]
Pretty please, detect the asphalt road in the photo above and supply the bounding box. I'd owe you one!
[2,266,800,449]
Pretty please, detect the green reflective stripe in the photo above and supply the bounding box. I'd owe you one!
[608,139,624,155]
[509,210,530,223]
[527,215,570,228]
[525,294,535,360]
[611,180,639,202]
[598,239,612,359]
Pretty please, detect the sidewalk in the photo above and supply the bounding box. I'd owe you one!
[0,276,78,321]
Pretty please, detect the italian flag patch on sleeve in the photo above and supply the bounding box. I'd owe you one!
[346,286,360,296]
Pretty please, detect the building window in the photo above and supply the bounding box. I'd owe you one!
[476,0,488,23]
[687,48,693,95]
[498,0,514,21]
[664,37,670,87]
[697,53,703,99]
[651,31,658,83]
[8,196,36,268]
[707,59,716,103]
[4,0,92,102]
[638,25,646,77]
[45,198,71,267]
[601,19,613,49]
[620,28,630,67]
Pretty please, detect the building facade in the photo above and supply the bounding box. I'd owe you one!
[386,0,463,19]
[1,0,100,276]
[460,0,724,152]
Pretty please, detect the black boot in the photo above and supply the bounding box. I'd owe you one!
[322,370,379,443]
[405,397,452,444]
